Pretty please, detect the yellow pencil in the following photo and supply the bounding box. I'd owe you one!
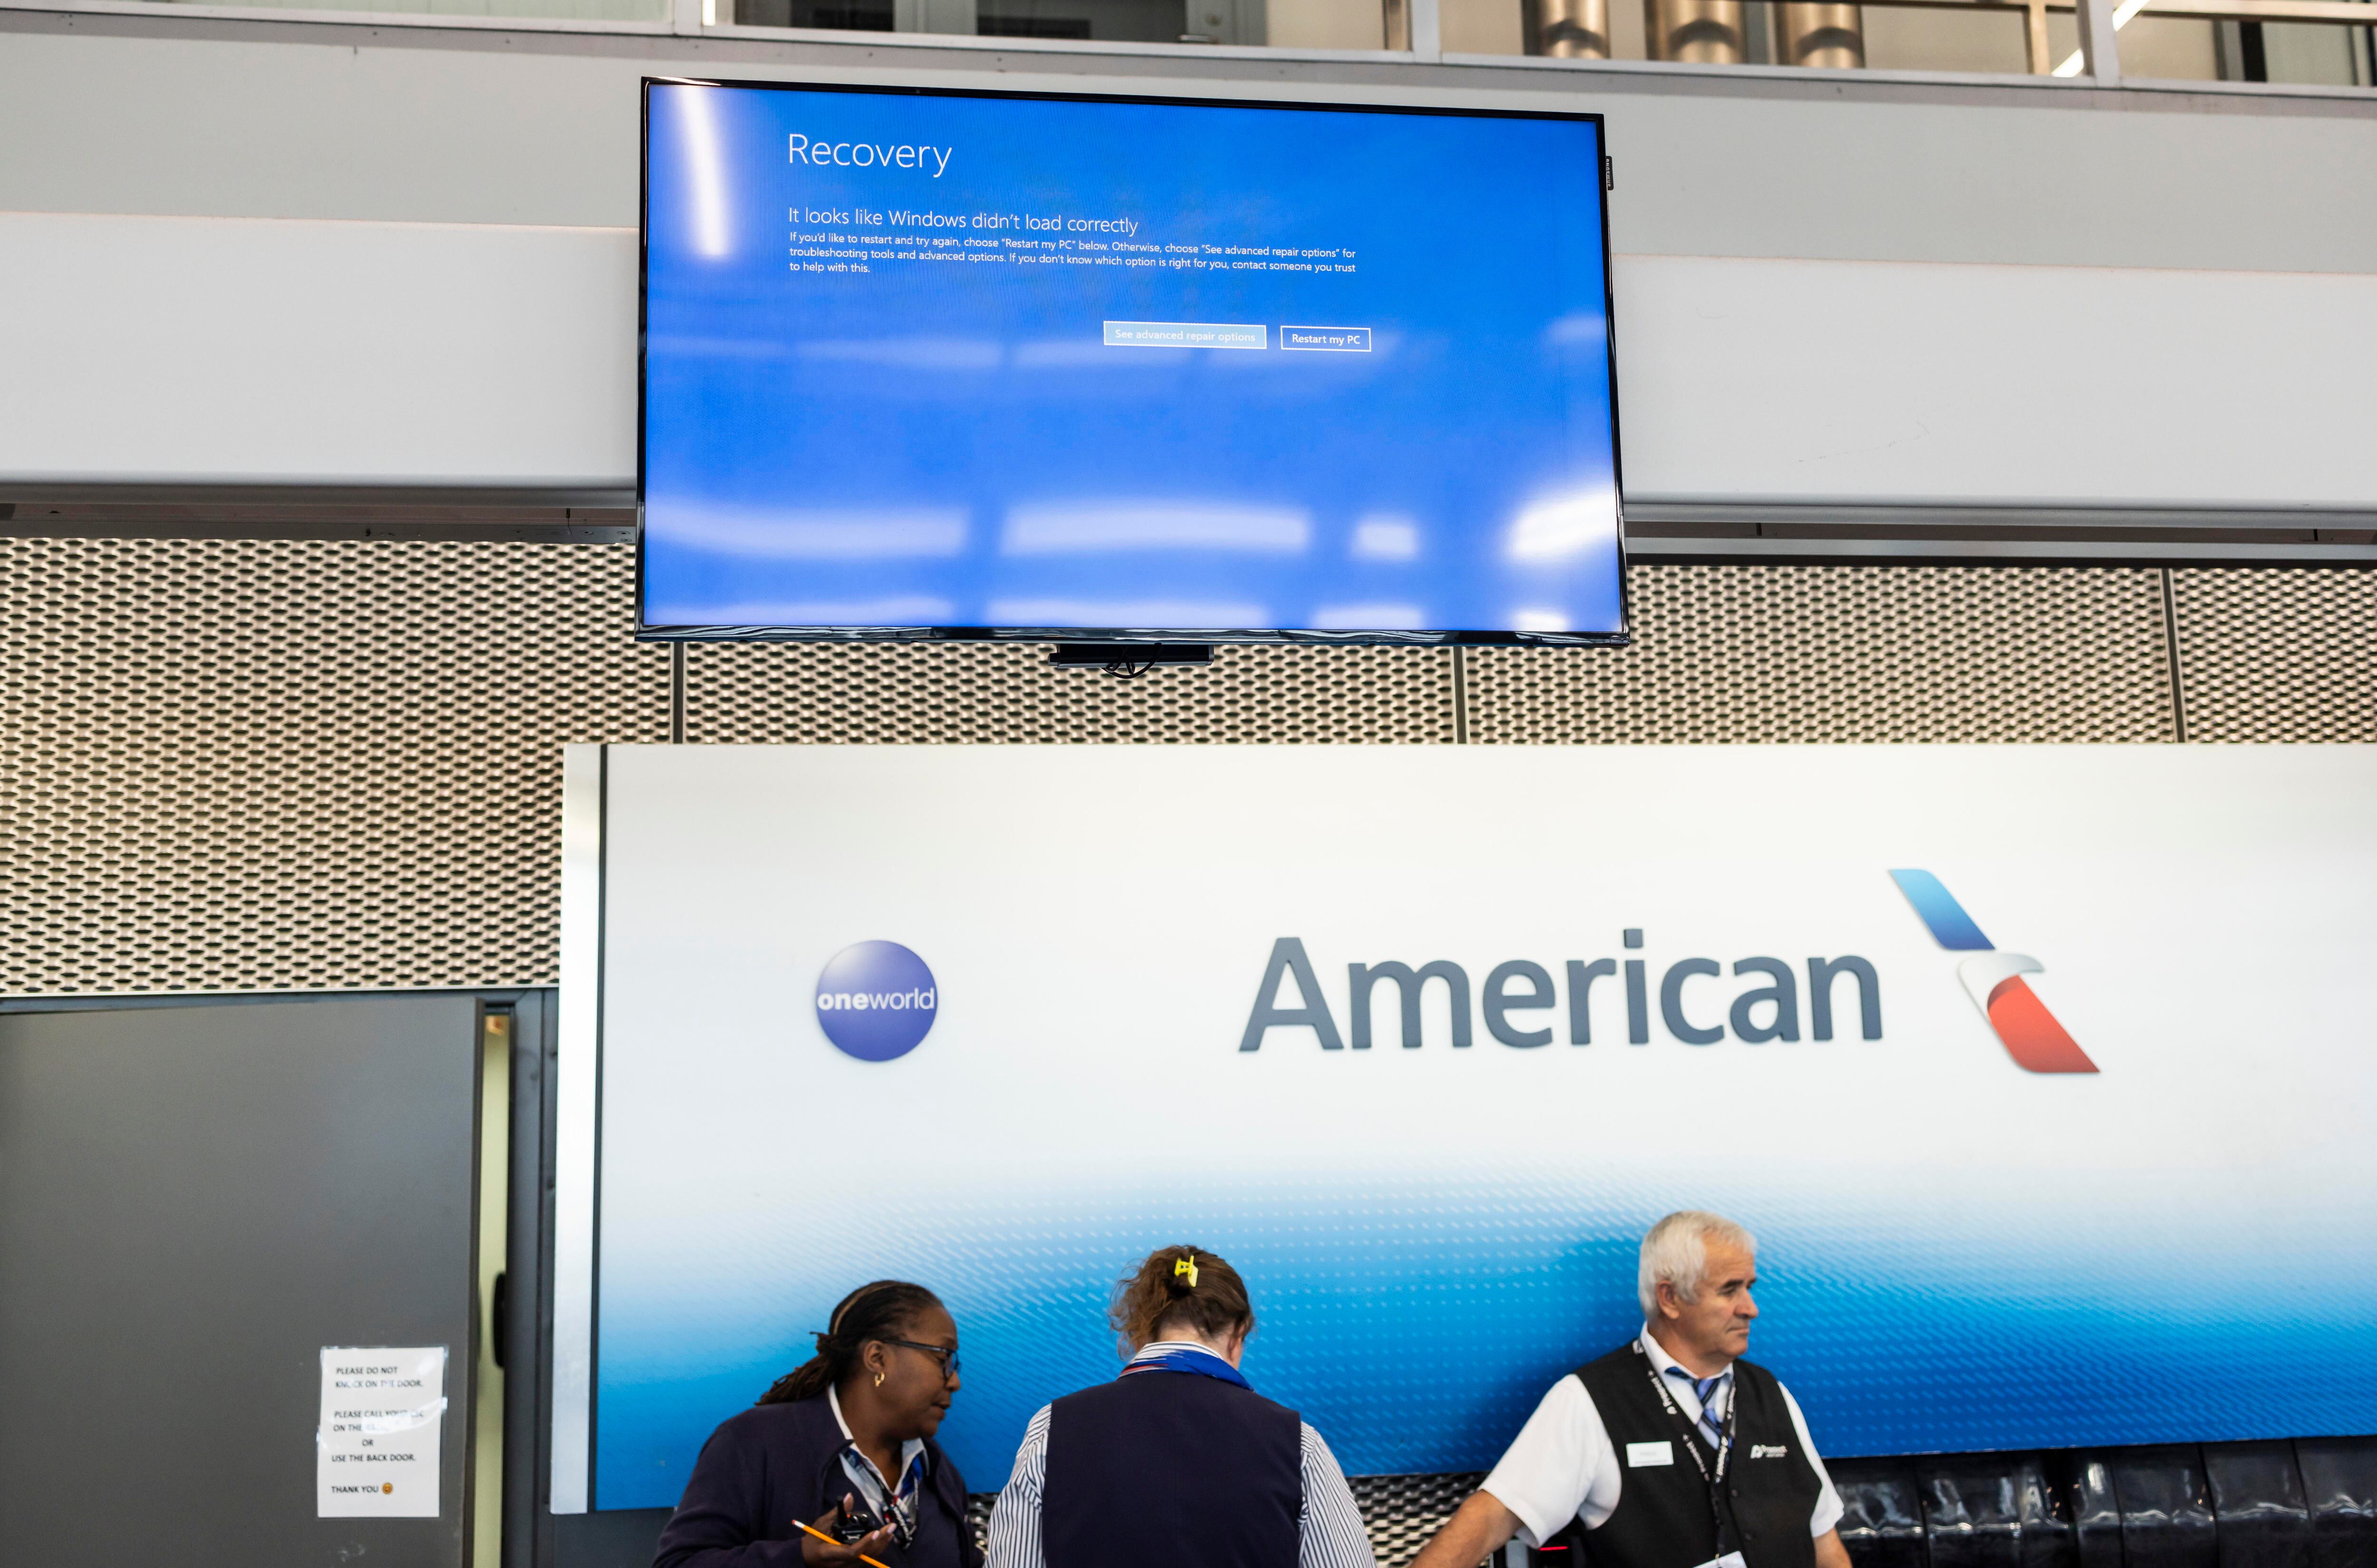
[791,1516,892,1568]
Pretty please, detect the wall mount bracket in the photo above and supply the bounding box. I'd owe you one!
[1048,643,1215,677]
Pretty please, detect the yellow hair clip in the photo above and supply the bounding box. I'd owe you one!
[1173,1253,1199,1288]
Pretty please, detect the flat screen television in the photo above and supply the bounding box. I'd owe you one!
[639,79,1626,647]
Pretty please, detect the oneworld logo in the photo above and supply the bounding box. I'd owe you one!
[813,940,939,1062]
[1238,933,1882,1051]
[1890,870,2097,1074]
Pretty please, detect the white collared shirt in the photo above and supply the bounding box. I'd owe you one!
[1479,1326,1845,1549]
[825,1383,929,1525]
[1643,1327,1734,1433]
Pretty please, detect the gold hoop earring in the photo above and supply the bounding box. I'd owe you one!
[873,1370,885,1387]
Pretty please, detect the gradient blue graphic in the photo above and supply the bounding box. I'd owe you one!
[592,1176,2377,1509]
[1890,869,1995,950]
[813,940,939,1061]
[640,84,1622,638]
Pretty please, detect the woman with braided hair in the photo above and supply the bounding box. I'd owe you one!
[655,1280,982,1568]
[984,1246,1375,1568]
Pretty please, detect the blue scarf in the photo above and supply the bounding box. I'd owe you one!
[1120,1345,1251,1390]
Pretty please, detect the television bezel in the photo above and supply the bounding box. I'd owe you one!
[635,75,1631,649]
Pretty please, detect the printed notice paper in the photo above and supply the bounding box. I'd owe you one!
[318,1345,446,1518]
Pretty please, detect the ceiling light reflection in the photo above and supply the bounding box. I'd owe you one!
[987,598,1266,628]
[1350,516,1422,561]
[648,596,954,625]
[1543,312,1608,346]
[675,86,731,261]
[649,505,967,560]
[1505,489,1617,563]
[1002,503,1310,556]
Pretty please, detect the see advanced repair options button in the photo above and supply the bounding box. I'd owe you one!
[1278,326,1372,352]
[1104,321,1267,348]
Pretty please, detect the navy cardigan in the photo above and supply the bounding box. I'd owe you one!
[652,1395,981,1568]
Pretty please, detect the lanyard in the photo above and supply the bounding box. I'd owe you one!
[1639,1345,1738,1549]
[831,1443,926,1548]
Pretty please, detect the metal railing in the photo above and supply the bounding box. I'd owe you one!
[1497,0,2376,78]
[22,0,2377,82]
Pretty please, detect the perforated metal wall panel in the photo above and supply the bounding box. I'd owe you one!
[962,1473,1481,1567]
[9,541,2367,998]
[0,538,667,996]
[1467,565,2178,744]
[684,641,1456,745]
[1347,1472,1488,1566]
[2171,569,2377,742]
[3,538,2367,1561]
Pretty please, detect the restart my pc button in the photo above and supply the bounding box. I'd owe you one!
[1279,326,1372,352]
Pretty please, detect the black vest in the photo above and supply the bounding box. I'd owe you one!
[1042,1370,1302,1568]
[1573,1343,1822,1568]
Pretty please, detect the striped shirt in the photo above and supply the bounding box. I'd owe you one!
[984,1341,1376,1568]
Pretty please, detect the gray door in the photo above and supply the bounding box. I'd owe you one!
[0,996,481,1568]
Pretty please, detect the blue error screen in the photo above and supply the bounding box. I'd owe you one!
[641,82,1622,642]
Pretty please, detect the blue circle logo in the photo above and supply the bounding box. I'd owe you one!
[814,941,939,1062]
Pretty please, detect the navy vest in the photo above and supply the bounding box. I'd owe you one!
[1042,1369,1302,1568]
[1573,1344,1821,1568]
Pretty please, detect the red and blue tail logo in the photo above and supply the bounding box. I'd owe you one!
[1889,870,2097,1075]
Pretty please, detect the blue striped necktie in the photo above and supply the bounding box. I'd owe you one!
[1669,1367,1727,1452]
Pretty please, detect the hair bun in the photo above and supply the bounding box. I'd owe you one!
[1111,1245,1249,1359]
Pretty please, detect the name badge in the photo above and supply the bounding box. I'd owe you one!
[1751,1443,1789,1459]
[1625,1441,1674,1468]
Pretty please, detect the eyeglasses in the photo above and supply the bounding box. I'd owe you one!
[884,1338,961,1381]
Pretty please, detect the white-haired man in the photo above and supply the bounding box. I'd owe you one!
[1410,1211,1849,1568]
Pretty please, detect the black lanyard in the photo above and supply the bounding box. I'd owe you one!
[1639,1345,1739,1554]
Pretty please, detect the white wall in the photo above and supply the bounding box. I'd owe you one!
[1616,253,2377,508]
[7,208,2374,505]
[0,212,636,489]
